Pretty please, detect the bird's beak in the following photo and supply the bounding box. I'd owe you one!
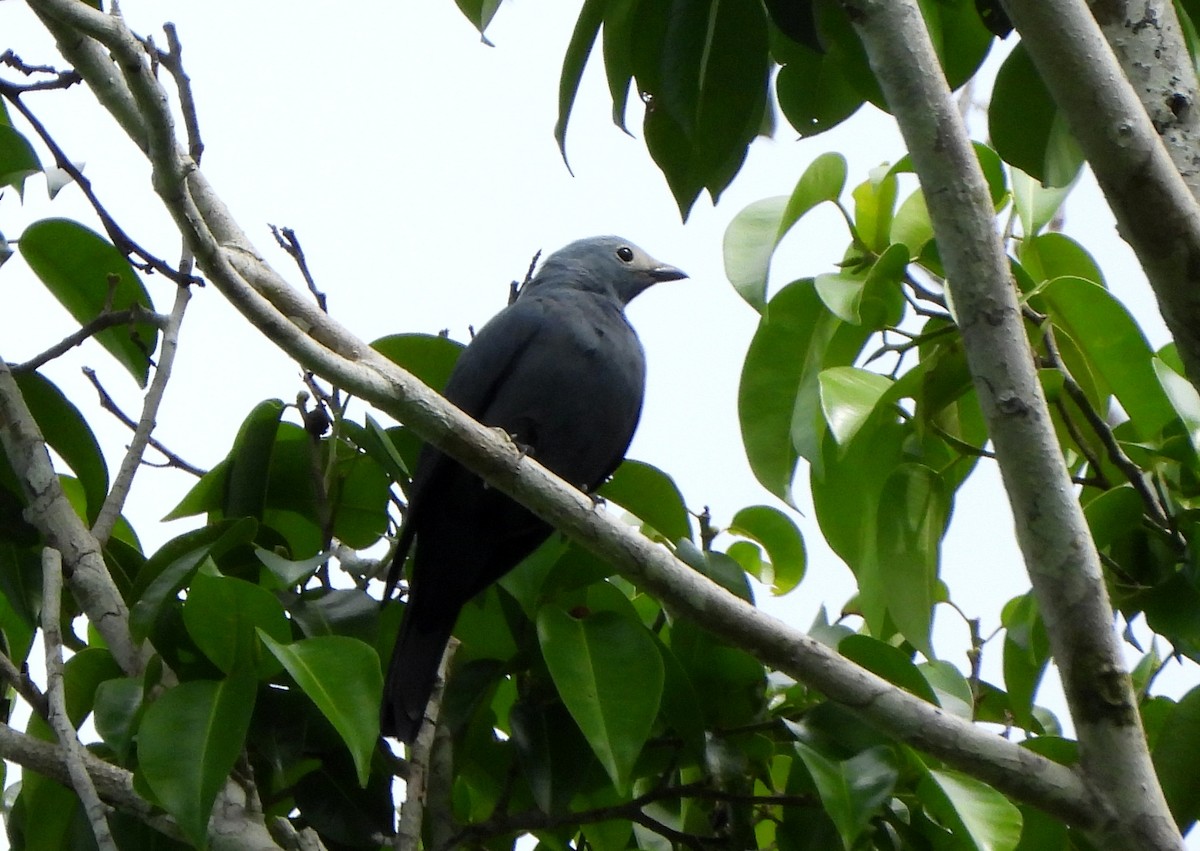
[650,263,688,283]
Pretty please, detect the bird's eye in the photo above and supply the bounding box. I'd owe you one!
[616,246,635,262]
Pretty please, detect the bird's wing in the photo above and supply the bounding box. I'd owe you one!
[382,299,548,600]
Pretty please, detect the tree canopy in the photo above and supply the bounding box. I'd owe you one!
[1,0,1200,849]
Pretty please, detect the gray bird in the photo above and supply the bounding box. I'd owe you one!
[381,236,687,742]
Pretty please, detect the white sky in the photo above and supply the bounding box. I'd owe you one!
[1,1,1194,847]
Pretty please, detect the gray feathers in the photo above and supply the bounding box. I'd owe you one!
[381,236,685,742]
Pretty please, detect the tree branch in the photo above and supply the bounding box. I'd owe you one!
[843,1,1181,848]
[0,357,149,676]
[19,0,1107,831]
[9,306,167,375]
[92,281,191,544]
[1000,0,1200,392]
[41,547,116,850]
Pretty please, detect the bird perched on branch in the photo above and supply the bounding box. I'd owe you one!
[381,236,687,743]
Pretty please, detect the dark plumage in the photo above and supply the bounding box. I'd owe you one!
[381,236,686,742]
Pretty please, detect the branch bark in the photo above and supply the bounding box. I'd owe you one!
[843,1,1181,848]
[0,358,148,676]
[1000,0,1200,389]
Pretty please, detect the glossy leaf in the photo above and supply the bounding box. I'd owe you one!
[638,0,770,218]
[1042,277,1174,440]
[989,43,1081,187]
[1151,685,1200,828]
[260,633,382,787]
[1002,593,1050,730]
[0,124,42,196]
[921,769,1022,851]
[1011,167,1072,236]
[740,280,873,502]
[840,634,938,704]
[724,152,847,310]
[94,677,144,761]
[554,0,606,169]
[14,371,108,523]
[183,567,290,676]
[852,165,899,253]
[371,333,463,393]
[537,607,664,792]
[598,459,691,543]
[794,742,898,849]
[137,676,257,847]
[727,505,806,595]
[19,218,158,386]
[819,366,893,447]
[1155,357,1200,455]
[225,399,286,520]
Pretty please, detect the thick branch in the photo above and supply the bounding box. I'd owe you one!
[19,0,1109,830]
[1086,0,1200,194]
[843,2,1180,849]
[1000,0,1200,391]
[0,359,148,676]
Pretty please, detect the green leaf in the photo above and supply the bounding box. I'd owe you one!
[1002,593,1050,730]
[225,399,286,520]
[723,152,847,310]
[892,141,1007,208]
[921,769,1023,851]
[260,633,382,787]
[727,505,806,595]
[19,218,158,386]
[819,367,893,447]
[890,188,934,257]
[740,280,873,502]
[94,677,144,762]
[598,459,691,543]
[774,5,872,137]
[851,165,899,252]
[14,371,108,523]
[918,660,974,720]
[869,464,947,658]
[183,567,290,676]
[839,634,938,704]
[793,743,899,850]
[1152,685,1200,828]
[988,43,1081,187]
[1010,166,1073,237]
[1041,277,1174,440]
[0,124,42,196]
[329,450,390,548]
[1018,232,1104,288]
[454,0,502,37]
[370,333,463,393]
[537,607,664,792]
[1154,357,1200,456]
[137,676,256,847]
[555,0,607,169]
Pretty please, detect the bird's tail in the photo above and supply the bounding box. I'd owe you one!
[381,601,458,744]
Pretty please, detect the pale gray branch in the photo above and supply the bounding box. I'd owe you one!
[0,358,148,675]
[92,281,191,544]
[41,546,116,850]
[1001,0,1200,390]
[844,1,1181,848]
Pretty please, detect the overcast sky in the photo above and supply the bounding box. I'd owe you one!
[2,2,1194,843]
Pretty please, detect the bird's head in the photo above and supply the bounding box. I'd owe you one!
[529,236,688,305]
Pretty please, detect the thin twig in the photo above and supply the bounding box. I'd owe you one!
[0,84,197,285]
[0,650,50,720]
[80,366,206,477]
[396,639,457,850]
[272,226,327,312]
[93,283,191,544]
[157,24,204,163]
[10,307,166,374]
[42,547,116,850]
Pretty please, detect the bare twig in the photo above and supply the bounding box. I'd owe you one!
[41,547,116,850]
[9,306,166,375]
[81,366,205,477]
[157,24,204,163]
[0,84,197,285]
[0,651,49,720]
[92,282,191,544]
[271,226,327,312]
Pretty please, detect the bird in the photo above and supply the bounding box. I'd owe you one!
[380,236,687,743]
